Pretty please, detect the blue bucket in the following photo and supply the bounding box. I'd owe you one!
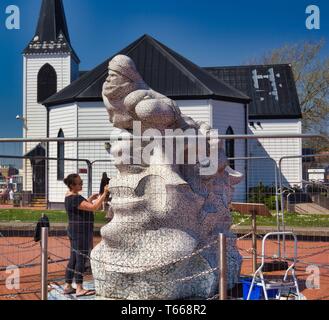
[241,278,278,300]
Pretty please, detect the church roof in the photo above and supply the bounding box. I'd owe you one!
[23,0,80,63]
[205,64,302,119]
[43,34,251,106]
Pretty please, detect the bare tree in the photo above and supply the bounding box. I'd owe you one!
[249,40,329,135]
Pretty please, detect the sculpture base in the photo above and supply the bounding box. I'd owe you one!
[91,240,216,300]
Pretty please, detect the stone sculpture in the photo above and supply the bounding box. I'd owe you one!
[91,55,243,300]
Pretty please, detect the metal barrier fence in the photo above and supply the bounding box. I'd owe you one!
[0,134,329,300]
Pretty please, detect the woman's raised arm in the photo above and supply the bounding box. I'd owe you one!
[79,186,110,212]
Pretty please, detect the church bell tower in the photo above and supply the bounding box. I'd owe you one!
[22,0,80,194]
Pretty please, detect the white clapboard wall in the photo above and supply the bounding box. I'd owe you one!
[77,102,121,199]
[48,103,78,204]
[248,119,303,189]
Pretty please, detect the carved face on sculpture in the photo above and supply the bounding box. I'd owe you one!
[103,70,135,101]
[102,55,146,101]
[102,55,149,129]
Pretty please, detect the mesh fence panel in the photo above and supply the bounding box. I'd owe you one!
[0,135,328,300]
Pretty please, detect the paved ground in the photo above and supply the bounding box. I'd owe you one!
[0,236,99,300]
[0,236,328,300]
[295,203,329,215]
[237,238,329,300]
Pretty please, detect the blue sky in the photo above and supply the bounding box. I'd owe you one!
[0,0,328,140]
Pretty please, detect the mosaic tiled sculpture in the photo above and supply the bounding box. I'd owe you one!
[91,55,243,300]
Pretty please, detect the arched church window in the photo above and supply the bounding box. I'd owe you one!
[37,63,57,103]
[57,129,65,181]
[226,126,235,170]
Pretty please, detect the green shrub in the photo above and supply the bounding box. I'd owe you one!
[248,182,280,210]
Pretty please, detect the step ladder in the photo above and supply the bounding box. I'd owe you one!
[247,232,301,300]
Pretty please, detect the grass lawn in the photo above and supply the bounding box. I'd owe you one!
[232,211,329,228]
[1,209,329,228]
[0,209,107,224]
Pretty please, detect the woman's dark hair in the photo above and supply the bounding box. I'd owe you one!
[63,174,80,190]
[102,172,108,180]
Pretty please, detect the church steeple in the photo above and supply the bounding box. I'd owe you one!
[24,0,79,62]
[35,0,71,43]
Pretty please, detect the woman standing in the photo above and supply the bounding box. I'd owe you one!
[63,174,109,297]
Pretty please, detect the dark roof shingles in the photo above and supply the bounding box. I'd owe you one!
[44,34,251,106]
[205,64,302,119]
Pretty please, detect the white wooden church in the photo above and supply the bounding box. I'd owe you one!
[23,0,303,209]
